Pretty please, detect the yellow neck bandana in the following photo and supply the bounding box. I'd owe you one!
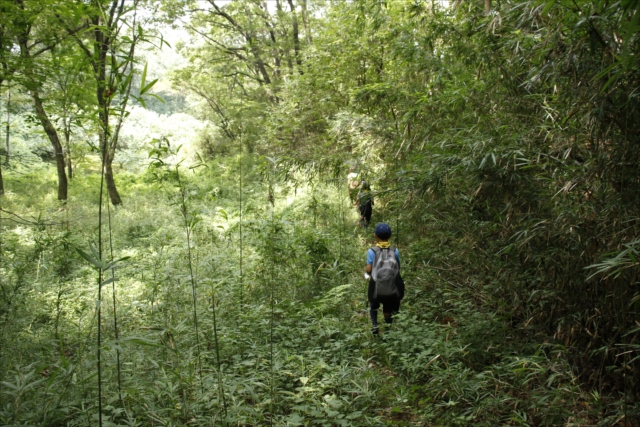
[376,241,391,249]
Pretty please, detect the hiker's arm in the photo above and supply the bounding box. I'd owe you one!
[365,248,374,273]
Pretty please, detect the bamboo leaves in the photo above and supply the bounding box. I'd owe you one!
[139,62,158,96]
[585,239,640,281]
[132,62,161,108]
[76,242,130,276]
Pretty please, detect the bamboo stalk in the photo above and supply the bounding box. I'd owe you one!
[239,145,244,309]
[106,199,123,407]
[269,160,275,427]
[209,282,228,419]
[176,166,203,386]
[97,104,108,427]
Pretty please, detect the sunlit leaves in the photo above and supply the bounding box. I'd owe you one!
[76,241,131,273]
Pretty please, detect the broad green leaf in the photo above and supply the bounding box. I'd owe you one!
[104,256,131,271]
[76,248,102,269]
[100,278,116,287]
[132,94,146,108]
[140,78,158,95]
[147,93,165,104]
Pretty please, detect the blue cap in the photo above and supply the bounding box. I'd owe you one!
[374,223,392,239]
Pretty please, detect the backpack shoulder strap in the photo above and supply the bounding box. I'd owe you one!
[371,246,381,266]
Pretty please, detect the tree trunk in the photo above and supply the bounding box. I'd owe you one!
[63,120,73,179]
[104,152,121,205]
[98,123,122,206]
[485,0,491,15]
[66,148,73,180]
[5,90,9,166]
[16,17,67,200]
[98,105,122,205]
[243,14,273,85]
[301,0,312,44]
[211,2,273,85]
[272,0,287,77]
[92,4,123,206]
[287,0,303,75]
[32,91,68,200]
[0,67,4,194]
[0,159,4,196]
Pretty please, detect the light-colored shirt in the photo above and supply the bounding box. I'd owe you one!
[347,172,359,189]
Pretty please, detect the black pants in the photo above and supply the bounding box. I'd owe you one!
[370,295,401,313]
[359,201,372,226]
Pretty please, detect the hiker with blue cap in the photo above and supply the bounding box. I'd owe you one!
[365,223,404,335]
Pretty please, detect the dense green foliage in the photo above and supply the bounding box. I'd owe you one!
[1,0,640,425]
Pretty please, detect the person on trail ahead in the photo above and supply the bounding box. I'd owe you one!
[365,223,404,335]
[358,180,373,227]
[347,166,360,204]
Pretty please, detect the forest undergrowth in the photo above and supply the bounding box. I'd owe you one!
[0,155,613,427]
[2,0,640,424]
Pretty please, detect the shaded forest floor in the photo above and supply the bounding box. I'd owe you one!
[0,161,615,426]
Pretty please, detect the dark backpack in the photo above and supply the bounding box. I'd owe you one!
[358,190,372,205]
[371,246,400,298]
